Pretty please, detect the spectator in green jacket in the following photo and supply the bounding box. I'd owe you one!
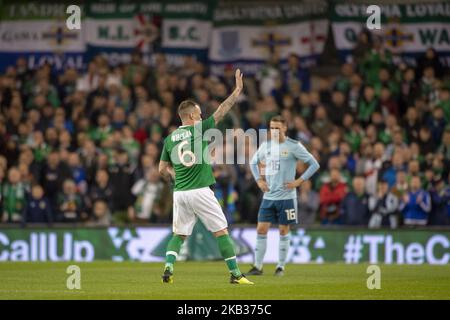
[1,167,27,223]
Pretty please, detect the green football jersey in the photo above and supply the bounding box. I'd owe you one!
[160,116,216,191]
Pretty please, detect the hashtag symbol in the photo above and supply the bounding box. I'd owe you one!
[343,235,363,263]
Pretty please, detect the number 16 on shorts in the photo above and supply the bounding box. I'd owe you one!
[285,209,296,221]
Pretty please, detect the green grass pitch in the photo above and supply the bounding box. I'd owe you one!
[0,262,449,300]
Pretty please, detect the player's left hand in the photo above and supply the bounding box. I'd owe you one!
[235,69,243,92]
[284,180,302,189]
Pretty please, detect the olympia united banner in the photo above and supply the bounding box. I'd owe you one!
[331,1,450,66]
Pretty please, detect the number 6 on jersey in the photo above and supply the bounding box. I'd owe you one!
[177,140,196,167]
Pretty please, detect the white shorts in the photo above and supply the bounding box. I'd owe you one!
[173,186,228,236]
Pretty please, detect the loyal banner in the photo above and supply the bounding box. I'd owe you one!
[0,0,215,71]
[0,1,85,72]
[331,2,450,66]
[0,225,448,265]
[209,2,329,76]
[85,0,215,66]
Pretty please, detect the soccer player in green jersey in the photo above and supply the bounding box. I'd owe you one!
[158,69,253,285]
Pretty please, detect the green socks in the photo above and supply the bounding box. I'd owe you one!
[217,234,242,277]
[164,233,242,278]
[164,234,184,273]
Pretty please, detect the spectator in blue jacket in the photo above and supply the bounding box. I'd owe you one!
[283,53,311,94]
[400,175,431,226]
[341,176,370,225]
[381,151,406,187]
[68,152,88,195]
[429,177,450,225]
[22,184,53,226]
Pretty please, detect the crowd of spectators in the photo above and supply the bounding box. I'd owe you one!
[0,31,449,227]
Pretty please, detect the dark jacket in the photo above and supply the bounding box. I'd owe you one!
[109,164,134,211]
[41,162,72,205]
[22,195,53,225]
[88,183,114,210]
[429,188,450,226]
[341,192,371,225]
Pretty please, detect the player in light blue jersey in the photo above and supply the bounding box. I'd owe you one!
[247,115,320,276]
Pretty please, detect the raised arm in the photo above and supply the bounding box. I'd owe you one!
[213,69,243,125]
